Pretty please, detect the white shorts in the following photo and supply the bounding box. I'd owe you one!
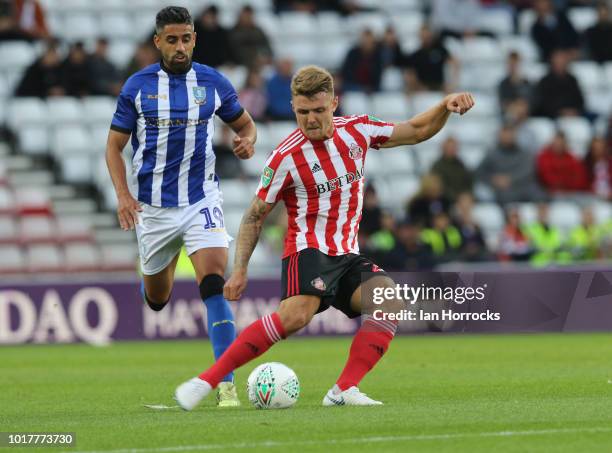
[135,188,232,275]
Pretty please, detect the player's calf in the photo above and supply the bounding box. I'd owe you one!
[199,273,237,366]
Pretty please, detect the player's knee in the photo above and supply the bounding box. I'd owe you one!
[199,274,225,300]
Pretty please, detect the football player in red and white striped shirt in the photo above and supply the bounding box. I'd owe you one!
[175,65,475,409]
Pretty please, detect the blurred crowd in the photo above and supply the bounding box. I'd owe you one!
[8,1,612,113]
[3,0,612,269]
[220,120,608,269]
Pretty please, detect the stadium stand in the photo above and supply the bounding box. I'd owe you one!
[0,0,610,277]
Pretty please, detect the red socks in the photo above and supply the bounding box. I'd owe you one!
[336,315,397,391]
[198,311,394,391]
[199,313,286,388]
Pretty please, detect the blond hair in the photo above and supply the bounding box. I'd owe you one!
[291,65,334,98]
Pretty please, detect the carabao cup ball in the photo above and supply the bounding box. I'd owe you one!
[247,362,300,409]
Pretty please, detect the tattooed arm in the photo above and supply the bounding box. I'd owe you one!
[224,196,276,301]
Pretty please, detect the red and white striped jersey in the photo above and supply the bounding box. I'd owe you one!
[256,114,394,258]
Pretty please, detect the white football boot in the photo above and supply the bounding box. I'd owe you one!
[174,377,212,411]
[322,384,383,406]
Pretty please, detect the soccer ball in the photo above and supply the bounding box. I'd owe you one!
[247,362,300,409]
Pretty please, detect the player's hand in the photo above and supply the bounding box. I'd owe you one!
[224,271,248,301]
[445,92,475,115]
[232,136,255,160]
[116,193,142,231]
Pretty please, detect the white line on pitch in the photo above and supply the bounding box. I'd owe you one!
[64,427,612,453]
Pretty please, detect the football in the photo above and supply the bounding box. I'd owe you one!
[247,362,300,409]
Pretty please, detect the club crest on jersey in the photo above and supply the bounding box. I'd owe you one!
[349,143,363,160]
[311,277,327,291]
[193,86,207,105]
[262,166,274,188]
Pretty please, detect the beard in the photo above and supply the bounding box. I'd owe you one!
[168,53,191,72]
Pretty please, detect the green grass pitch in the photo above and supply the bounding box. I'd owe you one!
[2,334,612,452]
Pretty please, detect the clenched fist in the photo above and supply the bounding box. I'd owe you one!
[445,92,476,115]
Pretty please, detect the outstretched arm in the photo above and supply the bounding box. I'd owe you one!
[224,196,276,300]
[381,92,475,148]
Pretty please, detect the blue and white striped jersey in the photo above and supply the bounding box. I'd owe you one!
[111,62,244,207]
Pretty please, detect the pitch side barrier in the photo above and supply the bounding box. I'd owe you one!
[0,263,611,344]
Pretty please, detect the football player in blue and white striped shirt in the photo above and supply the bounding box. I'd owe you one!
[105,6,257,407]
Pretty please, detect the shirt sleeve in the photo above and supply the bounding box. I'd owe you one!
[256,152,293,204]
[111,80,138,134]
[360,114,395,149]
[215,71,245,124]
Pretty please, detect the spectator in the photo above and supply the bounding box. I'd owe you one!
[584,3,612,63]
[340,28,384,93]
[360,184,383,236]
[364,211,397,266]
[88,38,121,96]
[0,1,24,41]
[266,57,294,120]
[124,41,158,78]
[532,50,585,118]
[15,37,64,97]
[525,203,569,266]
[61,41,90,96]
[430,136,473,202]
[498,206,533,261]
[193,5,234,67]
[597,215,612,258]
[477,124,545,203]
[405,25,458,92]
[536,131,588,192]
[379,26,405,68]
[531,0,579,61]
[498,51,532,110]
[386,220,436,271]
[230,5,273,69]
[0,0,47,41]
[239,68,268,122]
[430,0,490,39]
[453,192,490,261]
[14,0,48,40]
[407,173,450,227]
[567,206,599,260]
[420,211,463,262]
[263,205,288,257]
[583,136,612,200]
[273,0,366,15]
[504,98,539,154]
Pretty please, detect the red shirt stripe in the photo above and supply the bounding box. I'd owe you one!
[255,115,394,258]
